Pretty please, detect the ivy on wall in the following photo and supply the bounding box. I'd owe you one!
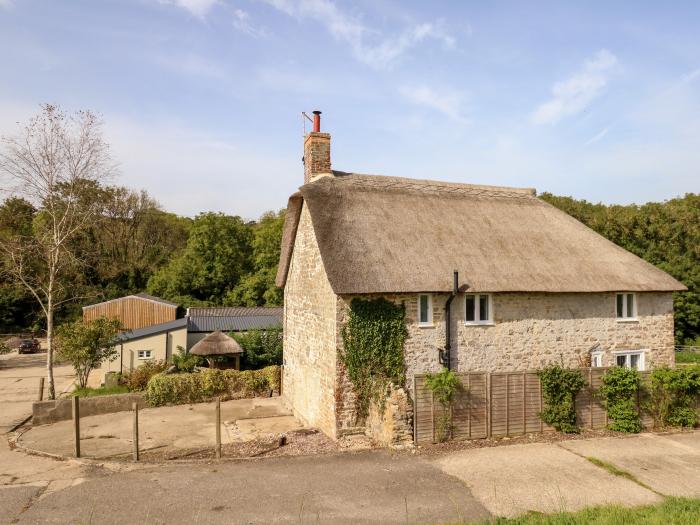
[340,298,408,421]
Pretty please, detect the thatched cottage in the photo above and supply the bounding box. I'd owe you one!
[276,112,686,440]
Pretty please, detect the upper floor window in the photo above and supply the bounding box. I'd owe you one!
[616,293,637,320]
[465,294,493,325]
[418,294,433,326]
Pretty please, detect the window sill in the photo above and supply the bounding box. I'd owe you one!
[464,322,495,327]
[418,323,435,329]
[616,318,639,323]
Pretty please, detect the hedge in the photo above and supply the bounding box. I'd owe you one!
[145,366,281,406]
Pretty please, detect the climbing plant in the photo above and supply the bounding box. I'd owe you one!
[599,366,642,433]
[340,298,408,421]
[538,365,586,433]
[425,368,463,442]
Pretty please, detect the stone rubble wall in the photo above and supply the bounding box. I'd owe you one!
[365,384,414,447]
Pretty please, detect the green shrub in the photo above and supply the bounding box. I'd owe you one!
[145,365,281,406]
[538,365,586,433]
[72,385,130,397]
[425,368,463,442]
[0,340,11,355]
[676,351,700,364]
[172,346,202,372]
[124,360,168,391]
[232,328,283,368]
[646,365,700,428]
[599,366,642,433]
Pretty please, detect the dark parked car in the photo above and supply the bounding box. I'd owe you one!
[18,339,40,354]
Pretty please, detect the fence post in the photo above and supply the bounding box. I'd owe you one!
[215,397,222,459]
[466,374,471,438]
[430,390,435,443]
[132,402,139,462]
[412,375,417,445]
[522,372,526,433]
[589,368,593,429]
[72,396,80,458]
[38,377,45,401]
[487,373,492,438]
[538,375,543,432]
[505,374,510,437]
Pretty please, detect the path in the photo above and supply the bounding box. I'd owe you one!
[0,352,76,433]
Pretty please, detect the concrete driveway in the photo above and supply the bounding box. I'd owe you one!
[19,397,305,459]
[0,352,75,433]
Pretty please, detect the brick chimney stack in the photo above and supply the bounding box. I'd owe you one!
[303,110,331,183]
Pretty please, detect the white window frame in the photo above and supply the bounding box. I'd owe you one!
[616,292,637,321]
[417,294,433,327]
[465,293,494,326]
[137,350,153,360]
[613,350,646,371]
[591,351,603,368]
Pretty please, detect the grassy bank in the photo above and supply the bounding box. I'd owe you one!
[72,385,130,397]
[467,497,700,524]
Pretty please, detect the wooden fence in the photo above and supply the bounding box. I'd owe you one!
[413,368,657,445]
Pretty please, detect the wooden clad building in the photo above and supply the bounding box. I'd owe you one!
[82,293,178,331]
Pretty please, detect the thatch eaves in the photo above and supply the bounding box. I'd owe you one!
[276,171,686,294]
[189,330,243,356]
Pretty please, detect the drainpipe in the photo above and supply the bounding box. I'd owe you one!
[440,270,459,370]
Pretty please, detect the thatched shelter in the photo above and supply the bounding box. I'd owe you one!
[189,330,243,370]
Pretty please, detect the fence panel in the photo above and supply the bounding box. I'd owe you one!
[413,367,679,445]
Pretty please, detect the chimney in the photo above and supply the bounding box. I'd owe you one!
[303,110,331,183]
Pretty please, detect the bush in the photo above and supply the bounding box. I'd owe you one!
[425,368,463,442]
[538,365,586,433]
[233,328,283,369]
[599,366,641,433]
[646,365,700,428]
[73,385,130,397]
[172,346,202,372]
[145,365,281,406]
[0,340,10,355]
[124,360,168,391]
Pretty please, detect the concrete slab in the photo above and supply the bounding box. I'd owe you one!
[0,352,76,432]
[15,450,491,524]
[18,397,301,459]
[434,442,660,517]
[560,431,700,497]
[0,485,42,523]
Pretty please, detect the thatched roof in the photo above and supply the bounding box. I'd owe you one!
[276,171,686,294]
[189,330,243,356]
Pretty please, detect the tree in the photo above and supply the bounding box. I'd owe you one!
[56,317,121,388]
[147,212,253,304]
[232,328,283,369]
[0,104,114,398]
[227,210,284,306]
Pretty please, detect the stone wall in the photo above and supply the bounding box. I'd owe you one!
[282,203,339,437]
[365,385,413,447]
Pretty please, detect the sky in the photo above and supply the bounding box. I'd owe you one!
[0,0,698,218]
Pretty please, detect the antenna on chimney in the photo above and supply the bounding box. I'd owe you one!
[301,110,322,134]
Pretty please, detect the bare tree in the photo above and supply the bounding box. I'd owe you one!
[0,104,114,399]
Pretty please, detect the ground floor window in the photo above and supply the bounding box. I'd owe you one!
[614,351,645,370]
[137,350,153,360]
[591,351,603,368]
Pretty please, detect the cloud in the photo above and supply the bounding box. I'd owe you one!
[0,0,13,9]
[159,0,219,20]
[399,85,469,123]
[262,0,455,69]
[532,49,617,125]
[232,8,268,38]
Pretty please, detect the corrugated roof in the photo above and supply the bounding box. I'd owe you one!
[83,293,178,310]
[118,318,187,342]
[187,314,282,333]
[276,172,686,294]
[186,306,283,317]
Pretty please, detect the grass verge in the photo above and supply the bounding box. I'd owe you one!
[676,351,700,364]
[72,385,130,397]
[466,497,700,524]
[584,456,655,492]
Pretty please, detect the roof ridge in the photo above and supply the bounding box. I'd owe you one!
[328,171,537,198]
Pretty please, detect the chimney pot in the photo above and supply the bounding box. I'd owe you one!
[312,110,321,132]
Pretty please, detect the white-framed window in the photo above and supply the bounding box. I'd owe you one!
[465,294,493,325]
[613,350,645,371]
[591,351,603,368]
[417,294,433,327]
[616,293,637,321]
[137,350,153,360]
